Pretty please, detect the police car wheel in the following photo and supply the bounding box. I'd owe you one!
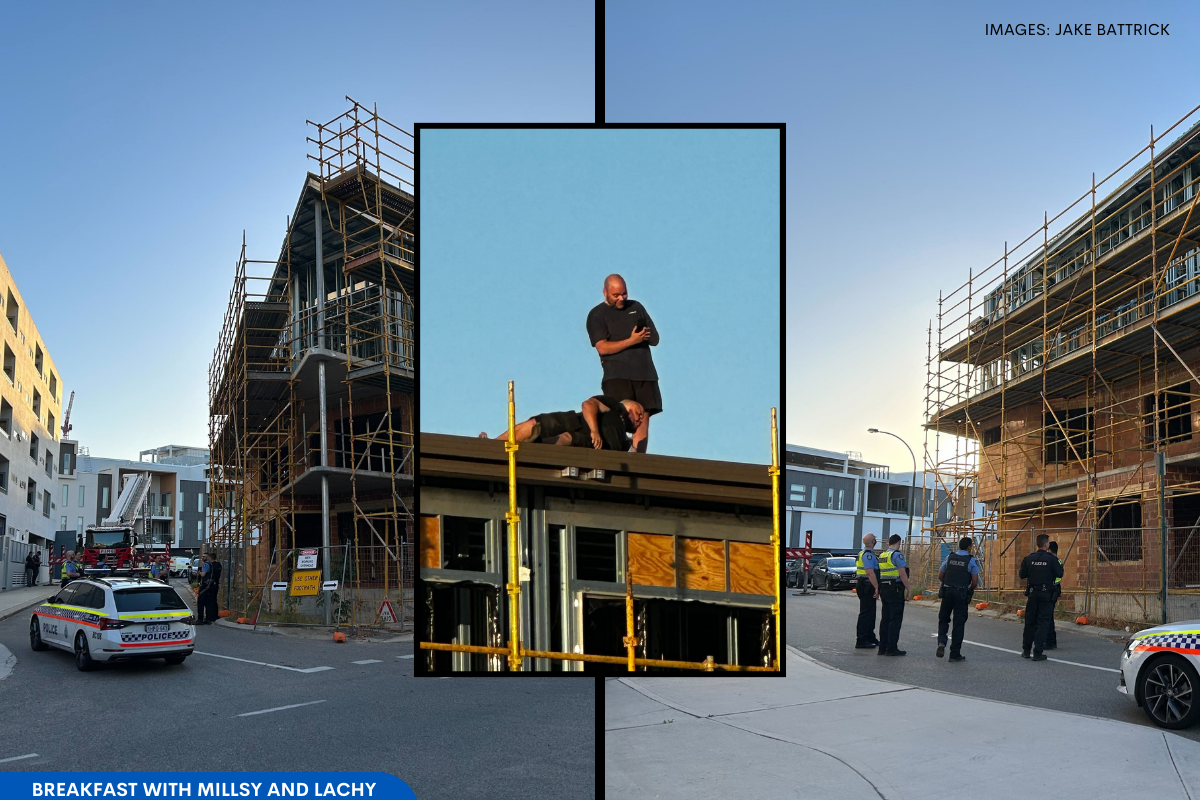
[1139,654,1200,730]
[74,632,97,672]
[29,616,48,651]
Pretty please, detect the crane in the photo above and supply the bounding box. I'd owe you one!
[61,390,74,438]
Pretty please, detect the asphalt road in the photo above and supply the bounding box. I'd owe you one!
[0,589,594,799]
[786,587,1200,743]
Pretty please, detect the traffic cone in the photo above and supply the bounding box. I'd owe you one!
[333,632,346,643]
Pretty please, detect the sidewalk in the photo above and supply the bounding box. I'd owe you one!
[0,583,60,623]
[605,646,1200,799]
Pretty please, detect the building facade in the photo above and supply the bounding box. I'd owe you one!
[0,251,65,590]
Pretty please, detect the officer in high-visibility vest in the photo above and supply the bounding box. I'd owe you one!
[854,534,881,649]
[1019,533,1064,660]
[877,534,909,656]
[1046,541,1063,650]
[936,537,979,662]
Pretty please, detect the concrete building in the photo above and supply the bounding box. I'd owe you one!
[55,441,209,558]
[785,444,953,555]
[0,250,65,590]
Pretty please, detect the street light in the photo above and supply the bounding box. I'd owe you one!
[868,428,917,562]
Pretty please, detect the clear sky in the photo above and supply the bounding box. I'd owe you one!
[0,1,593,459]
[420,127,780,464]
[606,0,1200,472]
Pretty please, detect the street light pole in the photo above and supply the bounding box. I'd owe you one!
[868,428,918,562]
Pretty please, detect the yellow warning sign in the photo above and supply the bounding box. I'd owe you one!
[289,570,322,596]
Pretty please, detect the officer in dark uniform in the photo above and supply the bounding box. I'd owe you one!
[876,534,909,656]
[854,533,881,649]
[1046,541,1063,650]
[1019,533,1064,661]
[936,537,979,662]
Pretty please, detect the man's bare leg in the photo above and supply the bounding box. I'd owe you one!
[479,418,538,441]
[631,416,650,453]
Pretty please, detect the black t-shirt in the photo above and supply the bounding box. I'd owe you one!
[1019,550,1062,588]
[586,300,659,382]
[593,395,635,450]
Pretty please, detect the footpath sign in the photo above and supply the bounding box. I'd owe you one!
[297,549,318,570]
[289,569,322,596]
[377,601,398,624]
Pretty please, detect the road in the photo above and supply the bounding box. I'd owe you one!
[786,587,1200,743]
[0,584,595,799]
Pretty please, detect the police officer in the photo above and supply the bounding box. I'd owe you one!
[936,537,979,662]
[877,534,909,656]
[1046,541,1063,650]
[60,551,82,587]
[855,534,881,649]
[1020,533,1064,661]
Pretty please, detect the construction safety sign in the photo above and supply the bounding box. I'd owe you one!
[289,570,322,597]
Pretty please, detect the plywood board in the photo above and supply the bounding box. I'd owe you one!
[728,542,774,596]
[677,537,725,592]
[420,515,440,569]
[628,532,675,588]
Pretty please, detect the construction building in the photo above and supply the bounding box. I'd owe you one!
[207,99,414,630]
[927,105,1200,625]
[420,431,778,673]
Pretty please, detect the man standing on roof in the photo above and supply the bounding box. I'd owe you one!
[586,274,660,453]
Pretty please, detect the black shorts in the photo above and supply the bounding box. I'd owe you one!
[601,379,662,416]
[533,411,590,446]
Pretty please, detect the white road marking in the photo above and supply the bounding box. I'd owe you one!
[194,651,334,673]
[928,633,1120,673]
[397,654,414,659]
[0,753,39,764]
[237,700,327,717]
[352,659,383,664]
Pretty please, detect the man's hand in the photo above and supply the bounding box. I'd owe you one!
[873,589,879,599]
[629,325,652,344]
[590,430,602,449]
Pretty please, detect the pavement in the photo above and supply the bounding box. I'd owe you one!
[0,581,595,798]
[0,584,60,623]
[786,588,1200,740]
[605,646,1200,799]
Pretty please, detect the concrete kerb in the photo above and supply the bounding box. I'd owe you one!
[211,617,413,643]
[0,585,60,624]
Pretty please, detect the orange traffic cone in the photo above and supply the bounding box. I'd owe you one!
[1076,616,1089,625]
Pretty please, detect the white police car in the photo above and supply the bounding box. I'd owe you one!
[29,576,195,671]
[1119,619,1200,729]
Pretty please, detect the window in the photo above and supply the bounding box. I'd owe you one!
[76,517,83,536]
[48,371,56,400]
[27,478,36,508]
[827,488,834,509]
[79,485,85,507]
[838,489,845,510]
[442,516,487,571]
[101,486,109,508]
[0,398,11,436]
[5,289,17,334]
[575,528,619,582]
[46,412,54,438]
[198,493,204,512]
[983,426,1001,447]
[1097,499,1143,562]
[28,432,36,460]
[62,452,70,474]
[44,450,51,476]
[161,492,170,514]
[811,485,818,508]
[1144,383,1192,446]
[60,515,66,530]
[33,344,42,377]
[41,489,50,517]
[2,344,13,385]
[0,454,8,492]
[62,485,68,507]
[789,484,807,505]
[198,518,205,541]
[32,389,40,419]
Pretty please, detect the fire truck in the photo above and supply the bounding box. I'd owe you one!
[80,471,170,574]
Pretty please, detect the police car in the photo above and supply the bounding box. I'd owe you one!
[1119,619,1200,729]
[29,576,195,671]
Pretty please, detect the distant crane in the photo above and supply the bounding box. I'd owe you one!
[61,390,74,438]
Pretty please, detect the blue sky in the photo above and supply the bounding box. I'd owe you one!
[420,128,780,464]
[606,0,1200,471]
[0,1,593,459]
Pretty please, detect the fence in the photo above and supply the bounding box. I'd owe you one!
[0,536,49,590]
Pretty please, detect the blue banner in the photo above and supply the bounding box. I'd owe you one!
[0,774,416,800]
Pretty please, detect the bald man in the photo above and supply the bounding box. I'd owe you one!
[855,534,881,649]
[586,274,661,452]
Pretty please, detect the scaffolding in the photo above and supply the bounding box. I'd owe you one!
[418,382,782,672]
[208,98,414,632]
[925,103,1200,626]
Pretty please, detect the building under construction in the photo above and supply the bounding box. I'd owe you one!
[207,99,414,630]
[418,405,780,673]
[927,105,1200,626]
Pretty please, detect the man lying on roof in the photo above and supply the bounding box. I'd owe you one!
[480,395,646,450]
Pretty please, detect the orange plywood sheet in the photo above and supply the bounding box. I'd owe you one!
[420,515,440,569]
[628,532,675,588]
[728,542,774,596]
[677,537,725,592]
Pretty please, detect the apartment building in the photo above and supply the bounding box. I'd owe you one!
[0,250,64,589]
[785,444,952,555]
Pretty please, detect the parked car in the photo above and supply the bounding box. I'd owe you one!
[170,556,192,579]
[812,556,858,590]
[1119,619,1200,729]
[786,553,834,588]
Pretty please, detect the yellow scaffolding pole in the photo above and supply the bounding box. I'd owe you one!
[505,380,523,671]
[771,407,781,671]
